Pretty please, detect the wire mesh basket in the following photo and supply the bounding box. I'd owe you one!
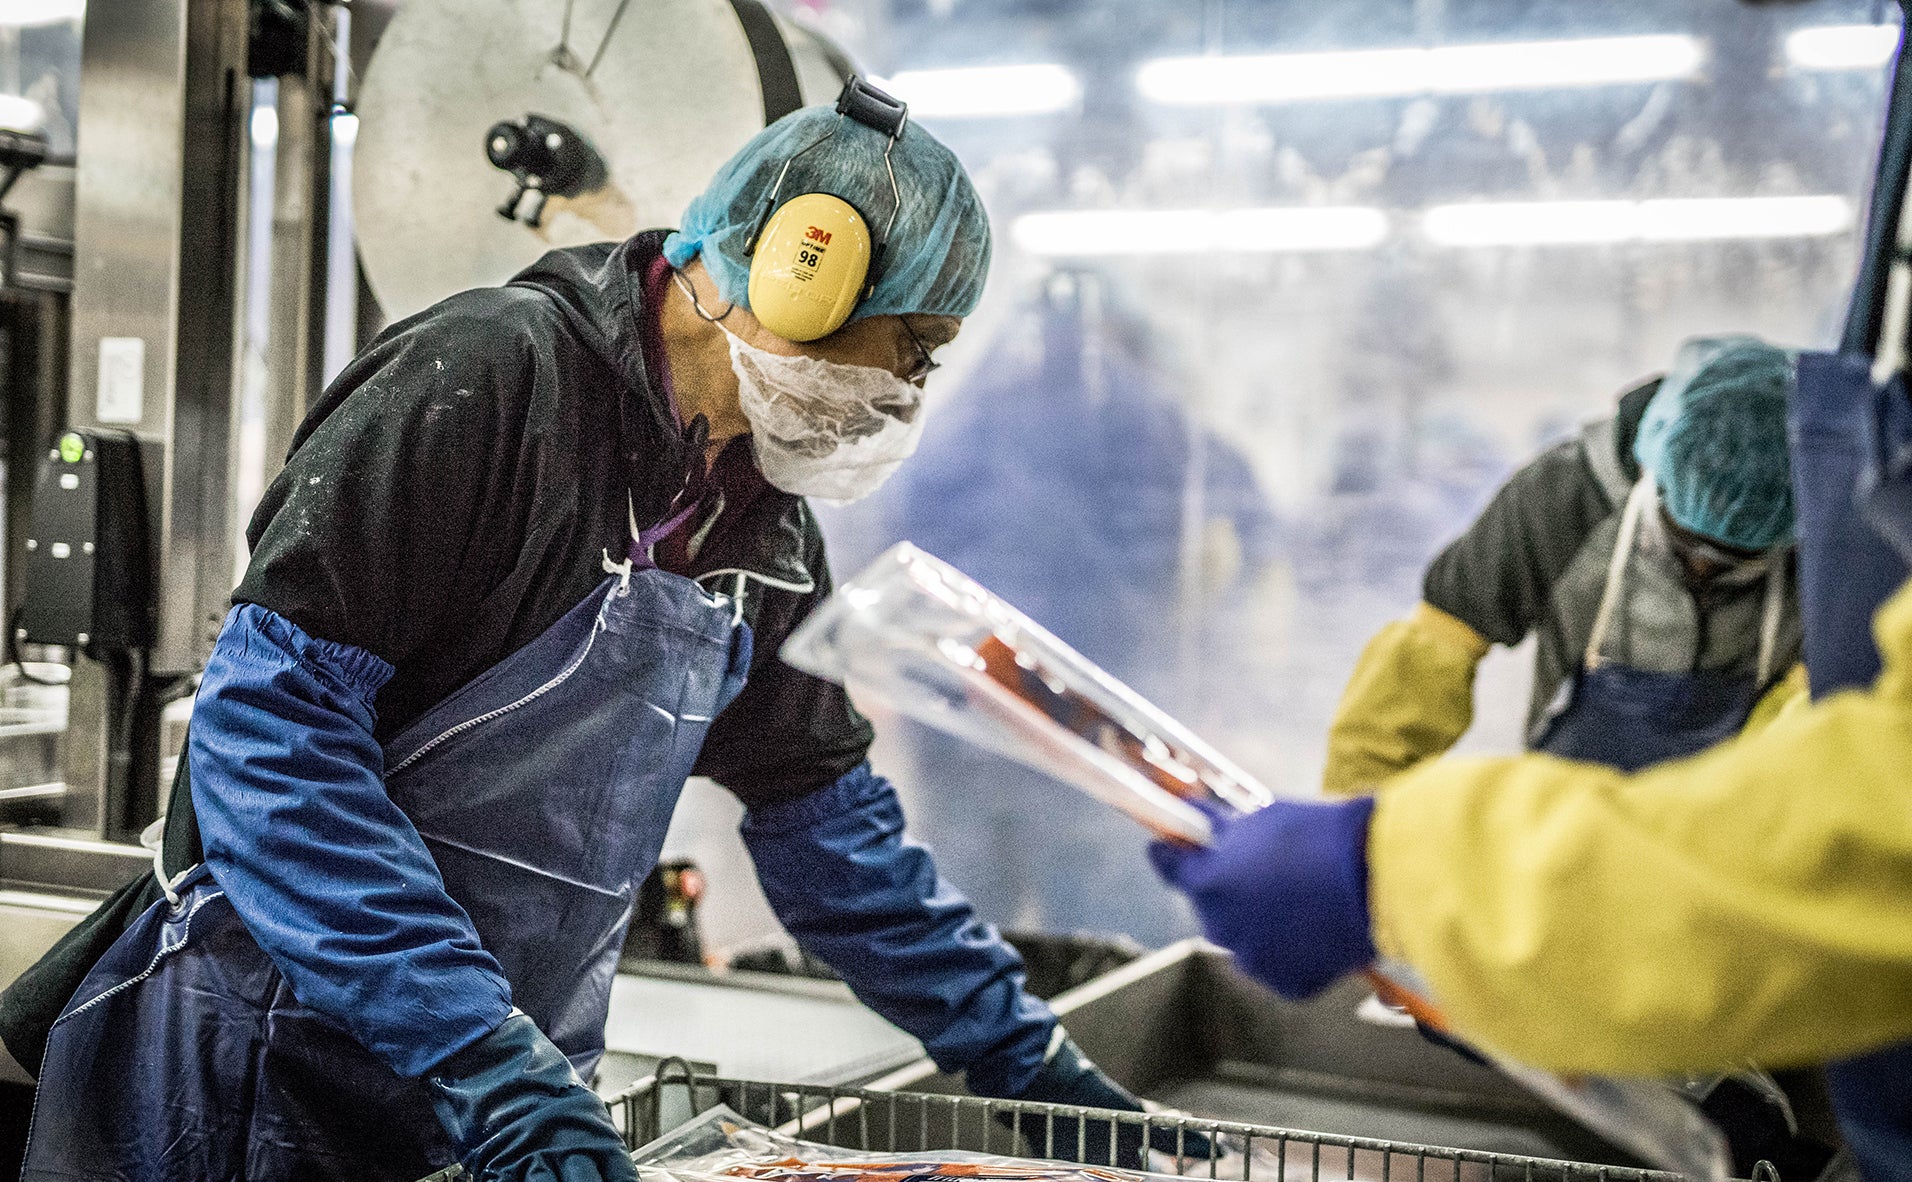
[609,1060,1698,1182]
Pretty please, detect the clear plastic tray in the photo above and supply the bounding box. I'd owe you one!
[783,543,1272,846]
[782,543,1730,1182]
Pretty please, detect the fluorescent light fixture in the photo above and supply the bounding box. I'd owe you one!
[1785,24,1900,72]
[250,104,279,151]
[1424,200,1643,246]
[1423,195,1854,246]
[1217,208,1391,251]
[1012,207,1389,256]
[0,0,82,26]
[881,64,1080,118]
[0,94,45,134]
[1138,34,1704,105]
[331,109,359,151]
[1013,211,1190,256]
[1638,196,1855,240]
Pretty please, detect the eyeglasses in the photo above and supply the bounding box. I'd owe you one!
[900,317,943,384]
[1659,505,1771,582]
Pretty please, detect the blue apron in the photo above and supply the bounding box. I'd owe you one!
[1532,477,1784,773]
[1790,351,1912,1182]
[21,556,752,1180]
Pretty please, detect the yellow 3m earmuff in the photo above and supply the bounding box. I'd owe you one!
[747,194,873,343]
[744,78,907,343]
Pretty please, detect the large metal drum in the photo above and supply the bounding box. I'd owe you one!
[354,0,854,320]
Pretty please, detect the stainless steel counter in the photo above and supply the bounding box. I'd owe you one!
[598,962,926,1098]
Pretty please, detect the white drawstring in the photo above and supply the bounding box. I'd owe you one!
[601,491,646,592]
[1590,475,1787,685]
[139,817,193,909]
[601,548,633,592]
[1755,562,1785,687]
[1584,477,1655,670]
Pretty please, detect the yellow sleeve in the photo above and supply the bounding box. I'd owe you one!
[1323,602,1491,797]
[1367,587,1912,1076]
[1741,662,1808,736]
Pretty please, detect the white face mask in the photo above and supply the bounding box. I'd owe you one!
[724,328,928,504]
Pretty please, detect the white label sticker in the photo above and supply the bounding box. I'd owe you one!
[97,337,144,424]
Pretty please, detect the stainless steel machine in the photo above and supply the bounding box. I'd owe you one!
[0,0,341,1093]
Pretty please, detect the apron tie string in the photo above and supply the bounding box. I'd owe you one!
[1587,475,1786,684]
[1584,477,1656,670]
[1755,559,1785,687]
[601,548,634,593]
[139,816,195,909]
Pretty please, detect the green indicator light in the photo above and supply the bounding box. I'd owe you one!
[58,433,83,464]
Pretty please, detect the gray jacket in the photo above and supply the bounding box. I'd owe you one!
[1422,380,1803,735]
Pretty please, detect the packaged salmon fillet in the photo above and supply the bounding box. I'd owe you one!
[632,1106,1165,1182]
[781,543,1730,1182]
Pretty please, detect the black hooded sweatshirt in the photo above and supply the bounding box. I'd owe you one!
[235,231,874,806]
[0,235,879,1076]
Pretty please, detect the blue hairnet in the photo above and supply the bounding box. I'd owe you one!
[663,105,990,326]
[1654,340,1797,551]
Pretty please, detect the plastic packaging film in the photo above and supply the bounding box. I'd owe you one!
[633,1105,1171,1182]
[632,1104,1415,1182]
[782,542,1274,845]
[781,542,1730,1181]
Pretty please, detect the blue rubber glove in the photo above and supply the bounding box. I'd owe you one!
[741,764,1055,1096]
[1006,1035,1220,1169]
[1148,797,1378,1001]
[426,1013,636,1182]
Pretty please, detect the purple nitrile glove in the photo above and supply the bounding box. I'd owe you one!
[1148,797,1378,1000]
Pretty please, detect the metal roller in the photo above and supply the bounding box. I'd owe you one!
[354,0,854,320]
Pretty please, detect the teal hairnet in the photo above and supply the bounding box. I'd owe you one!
[663,105,990,326]
[1654,341,1797,551]
[1632,334,1764,474]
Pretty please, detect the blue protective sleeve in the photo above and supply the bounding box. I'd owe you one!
[740,763,1056,1097]
[189,603,515,1078]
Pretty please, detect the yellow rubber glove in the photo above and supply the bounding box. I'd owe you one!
[1742,661,1809,735]
[1323,602,1491,797]
[1367,583,1912,1075]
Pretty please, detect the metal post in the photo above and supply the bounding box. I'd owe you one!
[60,0,250,839]
[258,87,303,476]
[262,7,336,481]
[235,9,338,586]
[321,5,356,387]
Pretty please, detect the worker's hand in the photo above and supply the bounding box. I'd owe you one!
[426,1012,637,1182]
[1003,1035,1221,1169]
[1148,797,1378,1001]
